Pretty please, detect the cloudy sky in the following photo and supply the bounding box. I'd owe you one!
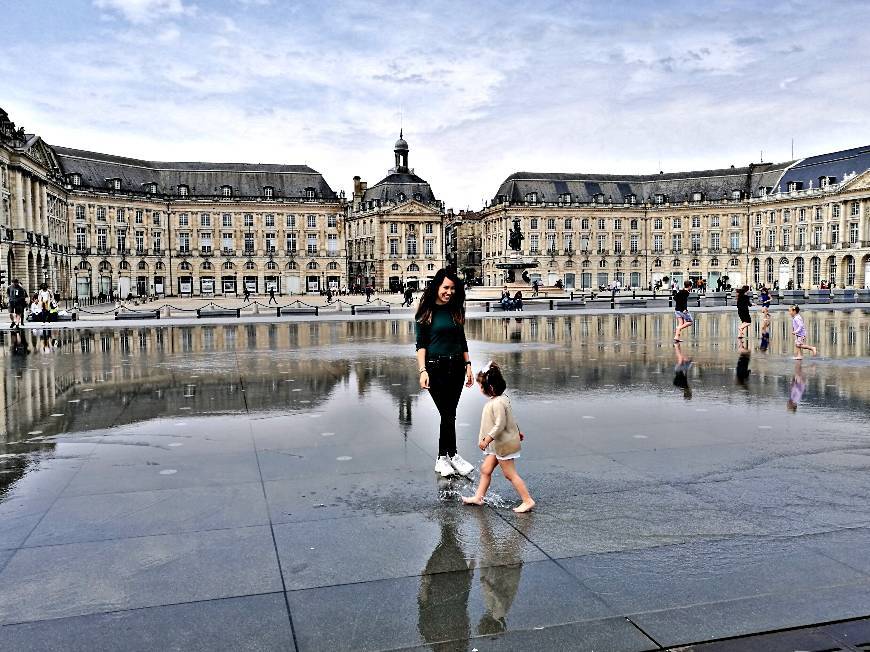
[4,0,869,207]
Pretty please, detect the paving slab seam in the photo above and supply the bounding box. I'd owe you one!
[0,589,287,628]
[0,444,98,576]
[31,477,267,500]
[660,612,870,651]
[241,366,301,652]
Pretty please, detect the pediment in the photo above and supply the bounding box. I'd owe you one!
[381,199,441,216]
[840,168,870,192]
[23,137,63,175]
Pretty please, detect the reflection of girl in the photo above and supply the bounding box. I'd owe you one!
[672,342,692,400]
[416,268,475,478]
[787,360,806,412]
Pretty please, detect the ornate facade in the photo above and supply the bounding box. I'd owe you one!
[347,134,445,291]
[481,147,870,290]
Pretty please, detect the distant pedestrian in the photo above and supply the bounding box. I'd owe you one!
[268,288,277,305]
[789,305,817,359]
[327,287,334,303]
[462,362,535,513]
[736,285,752,340]
[243,287,251,302]
[365,285,373,302]
[672,280,693,343]
[7,278,27,329]
[532,279,539,297]
[759,286,771,309]
[403,287,414,307]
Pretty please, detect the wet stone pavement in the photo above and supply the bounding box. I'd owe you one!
[1,310,870,651]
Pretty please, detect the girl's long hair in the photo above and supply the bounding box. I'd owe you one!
[415,268,466,326]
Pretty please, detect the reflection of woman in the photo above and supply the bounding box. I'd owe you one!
[736,340,751,386]
[474,507,524,635]
[416,269,475,478]
[417,516,473,646]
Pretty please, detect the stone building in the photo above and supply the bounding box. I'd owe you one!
[481,146,870,291]
[347,133,445,292]
[56,147,345,298]
[444,209,483,284]
[0,108,71,298]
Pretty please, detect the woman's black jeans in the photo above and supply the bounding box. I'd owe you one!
[426,354,466,457]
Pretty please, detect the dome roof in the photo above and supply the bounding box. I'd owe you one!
[394,129,408,151]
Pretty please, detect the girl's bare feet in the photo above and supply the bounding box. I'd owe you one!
[811,347,818,355]
[462,496,484,506]
[513,500,535,513]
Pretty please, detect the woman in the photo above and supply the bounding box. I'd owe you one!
[416,268,475,478]
[736,285,752,340]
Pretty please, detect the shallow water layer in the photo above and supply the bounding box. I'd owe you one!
[1,309,869,650]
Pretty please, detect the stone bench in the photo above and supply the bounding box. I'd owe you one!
[615,299,648,308]
[806,290,832,304]
[351,303,391,315]
[278,305,319,316]
[196,307,241,318]
[832,290,857,303]
[552,299,586,310]
[857,289,870,303]
[115,309,160,320]
[56,313,77,322]
[780,290,807,305]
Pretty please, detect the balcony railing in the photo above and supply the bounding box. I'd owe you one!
[76,246,91,256]
[200,249,213,256]
[96,247,109,255]
[222,248,236,256]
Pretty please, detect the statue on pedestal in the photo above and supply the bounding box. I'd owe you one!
[508,218,524,252]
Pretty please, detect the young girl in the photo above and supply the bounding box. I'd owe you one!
[789,305,817,359]
[462,362,535,513]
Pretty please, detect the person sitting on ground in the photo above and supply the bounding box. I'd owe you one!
[513,291,523,311]
[29,294,43,322]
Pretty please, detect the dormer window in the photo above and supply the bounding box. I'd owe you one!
[397,192,406,202]
[148,183,158,194]
[69,173,81,187]
[263,186,274,198]
[525,192,538,203]
[109,178,121,191]
[731,190,742,200]
[594,193,605,204]
[654,193,665,205]
[304,187,316,199]
[221,185,233,197]
[627,194,637,205]
[413,192,422,201]
[691,191,703,202]
[787,181,803,192]
[819,176,835,188]
[561,193,571,203]
[757,187,769,197]
[177,185,189,197]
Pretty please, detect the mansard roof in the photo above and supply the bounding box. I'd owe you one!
[493,162,793,205]
[777,145,870,191]
[53,146,338,200]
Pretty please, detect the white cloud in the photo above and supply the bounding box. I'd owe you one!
[93,0,195,24]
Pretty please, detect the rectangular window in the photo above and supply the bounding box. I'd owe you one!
[614,218,622,231]
[135,210,143,224]
[581,218,589,230]
[265,233,276,253]
[530,218,538,230]
[815,206,822,220]
[425,222,433,234]
[613,236,622,253]
[830,223,839,244]
[96,206,106,221]
[564,234,573,252]
[76,226,87,250]
[222,213,232,227]
[75,205,86,220]
[564,218,572,230]
[424,238,434,256]
[851,201,860,217]
[798,208,806,222]
[671,233,682,252]
[653,218,662,230]
[285,233,297,253]
[245,233,255,252]
[117,208,125,223]
[389,239,398,255]
[97,228,107,251]
[179,212,189,227]
[690,233,700,251]
[529,234,539,253]
[286,214,295,228]
[629,234,638,253]
[850,222,859,244]
[546,218,556,230]
[244,213,254,227]
[731,215,740,227]
[265,213,275,227]
[328,214,337,228]
[389,222,398,234]
[307,234,318,255]
[307,215,317,229]
[710,215,719,227]
[222,233,233,252]
[754,231,762,249]
[767,229,776,248]
[135,231,145,252]
[200,232,212,253]
[691,216,701,228]
[832,204,841,218]
[782,229,790,247]
[327,233,337,255]
[653,234,663,252]
[813,225,822,246]
[153,231,162,252]
[152,211,161,225]
[178,232,190,253]
[755,213,762,226]
[116,230,126,252]
[597,234,606,252]
[797,228,805,247]
[597,218,605,230]
[199,213,210,227]
[547,233,556,252]
[729,233,740,249]
[711,232,720,250]
[406,235,417,256]
[672,217,682,229]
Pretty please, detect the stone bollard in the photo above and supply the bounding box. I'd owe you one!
[162,305,171,318]
[252,303,259,315]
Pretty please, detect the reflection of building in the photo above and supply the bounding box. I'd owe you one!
[481,147,870,291]
[445,210,483,284]
[0,109,72,297]
[347,133,445,291]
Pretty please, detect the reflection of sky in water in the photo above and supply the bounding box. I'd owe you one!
[2,310,870,496]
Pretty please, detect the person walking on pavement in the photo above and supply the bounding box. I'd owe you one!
[7,279,27,329]
[268,287,277,305]
[243,286,251,302]
[403,286,414,307]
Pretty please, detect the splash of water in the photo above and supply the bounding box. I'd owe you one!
[439,488,515,510]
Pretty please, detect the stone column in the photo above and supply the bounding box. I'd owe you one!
[13,171,25,232]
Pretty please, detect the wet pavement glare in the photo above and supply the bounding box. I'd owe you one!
[1,309,870,651]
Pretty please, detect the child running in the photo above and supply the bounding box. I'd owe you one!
[462,362,535,513]
[672,280,694,343]
[789,305,817,359]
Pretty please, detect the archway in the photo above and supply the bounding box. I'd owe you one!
[862,254,870,289]
[842,255,856,287]
[778,257,790,289]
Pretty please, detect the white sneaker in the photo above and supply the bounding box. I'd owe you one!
[434,456,455,477]
[449,454,475,477]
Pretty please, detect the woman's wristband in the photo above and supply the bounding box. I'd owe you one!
[419,368,427,374]
[465,361,472,366]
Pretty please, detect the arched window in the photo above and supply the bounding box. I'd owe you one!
[327,261,339,270]
[98,261,112,272]
[307,261,318,270]
[653,258,662,268]
[827,256,837,284]
[427,263,435,270]
[811,256,821,285]
[391,263,400,271]
[137,260,148,270]
[614,259,623,268]
[598,260,607,268]
[691,259,701,267]
[244,261,256,270]
[845,255,855,286]
[408,263,419,272]
[630,259,639,268]
[581,259,591,268]
[672,259,681,267]
[201,261,213,270]
[565,260,574,268]
[710,258,719,267]
[120,260,130,270]
[179,261,192,271]
[765,258,774,284]
[287,261,297,270]
[266,261,278,270]
[223,261,234,270]
[730,258,740,267]
[155,261,164,270]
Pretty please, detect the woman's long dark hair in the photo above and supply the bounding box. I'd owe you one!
[415,268,466,326]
